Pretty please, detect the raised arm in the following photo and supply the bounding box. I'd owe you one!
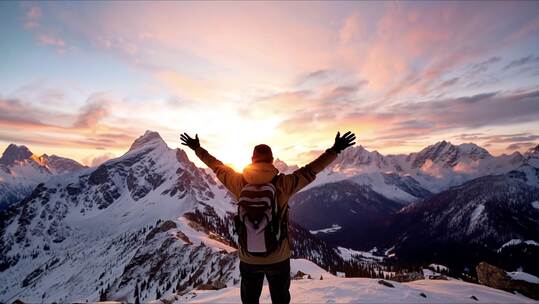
[279,131,356,196]
[180,133,244,198]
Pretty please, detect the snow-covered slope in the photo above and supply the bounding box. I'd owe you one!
[1,134,537,302]
[380,170,539,276]
[0,144,86,209]
[174,275,535,303]
[0,131,367,303]
[0,131,240,302]
[394,171,539,248]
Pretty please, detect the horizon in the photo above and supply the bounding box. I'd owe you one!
[0,129,536,171]
[1,1,539,170]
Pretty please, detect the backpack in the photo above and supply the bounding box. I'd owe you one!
[233,175,288,256]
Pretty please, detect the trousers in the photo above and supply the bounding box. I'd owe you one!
[239,258,291,304]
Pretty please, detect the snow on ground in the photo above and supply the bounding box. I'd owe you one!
[290,259,335,279]
[507,271,539,284]
[422,268,437,279]
[429,263,449,272]
[173,276,535,303]
[338,246,384,262]
[350,172,420,203]
[177,216,237,253]
[421,268,457,281]
[469,204,485,229]
[310,224,342,235]
[498,239,539,252]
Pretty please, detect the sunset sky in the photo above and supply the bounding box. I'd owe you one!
[1,1,539,170]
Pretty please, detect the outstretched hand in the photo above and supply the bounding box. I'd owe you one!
[331,131,356,153]
[180,132,200,150]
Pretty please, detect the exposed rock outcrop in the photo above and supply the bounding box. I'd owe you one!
[476,262,539,300]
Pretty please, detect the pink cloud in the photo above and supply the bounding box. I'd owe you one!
[38,34,66,48]
[24,6,41,29]
[339,13,363,45]
[0,97,138,150]
[74,99,109,128]
[26,6,42,18]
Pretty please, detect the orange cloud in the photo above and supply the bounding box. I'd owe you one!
[155,69,217,101]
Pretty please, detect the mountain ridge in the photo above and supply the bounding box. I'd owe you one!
[1,131,537,302]
[0,144,86,210]
[0,130,369,303]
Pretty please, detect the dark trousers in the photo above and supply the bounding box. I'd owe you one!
[240,258,291,304]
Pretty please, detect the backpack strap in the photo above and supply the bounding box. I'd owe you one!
[269,174,289,242]
[270,173,280,185]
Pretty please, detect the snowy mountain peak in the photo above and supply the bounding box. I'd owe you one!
[128,130,167,152]
[412,141,491,168]
[0,145,87,209]
[456,143,491,158]
[38,154,87,175]
[0,144,34,166]
[334,145,388,170]
[525,144,539,157]
[524,144,539,167]
[274,158,299,174]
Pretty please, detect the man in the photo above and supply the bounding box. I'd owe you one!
[180,131,356,304]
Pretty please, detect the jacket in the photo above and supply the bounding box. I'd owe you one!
[194,146,338,264]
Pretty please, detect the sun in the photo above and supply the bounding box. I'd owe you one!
[188,108,281,172]
[219,148,252,172]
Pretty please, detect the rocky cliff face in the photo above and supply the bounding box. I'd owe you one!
[476,262,539,300]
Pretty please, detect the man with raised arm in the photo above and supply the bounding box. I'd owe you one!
[180,131,356,304]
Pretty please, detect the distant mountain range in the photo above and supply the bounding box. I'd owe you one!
[0,144,86,210]
[289,141,539,277]
[309,140,537,197]
[0,131,537,302]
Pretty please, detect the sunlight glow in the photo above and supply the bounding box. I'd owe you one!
[0,2,538,166]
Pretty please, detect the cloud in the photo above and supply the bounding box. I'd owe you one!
[394,89,539,129]
[16,2,539,102]
[24,6,41,29]
[469,56,502,73]
[297,70,331,85]
[0,94,140,150]
[438,77,460,90]
[0,98,59,129]
[83,152,116,167]
[455,92,498,104]
[339,12,363,45]
[5,2,539,162]
[454,133,539,145]
[274,86,539,156]
[322,82,366,101]
[508,15,539,42]
[334,3,539,99]
[154,69,217,101]
[506,142,536,151]
[38,34,66,48]
[74,97,109,128]
[503,55,539,70]
[22,4,68,53]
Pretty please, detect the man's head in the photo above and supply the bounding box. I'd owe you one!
[251,144,273,164]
